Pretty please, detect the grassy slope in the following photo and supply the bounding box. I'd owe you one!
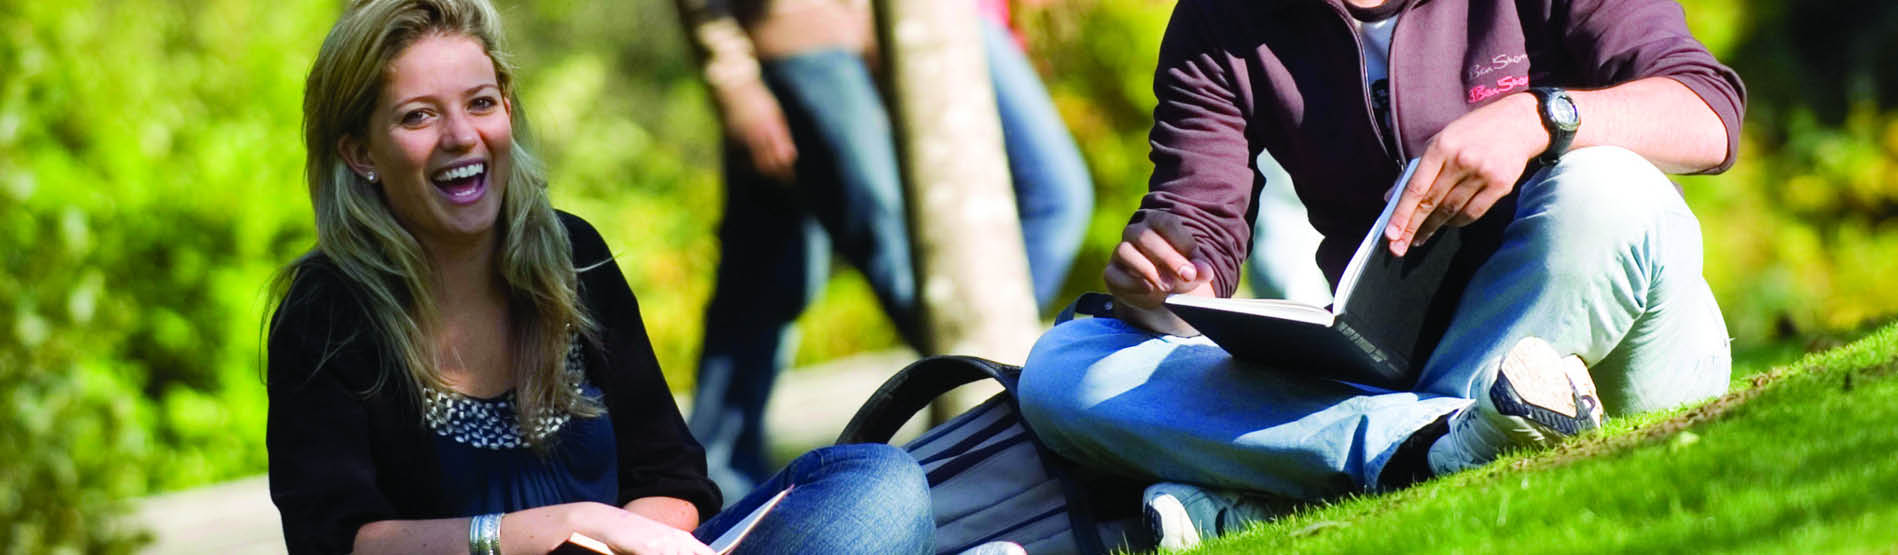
[1194,321,1898,553]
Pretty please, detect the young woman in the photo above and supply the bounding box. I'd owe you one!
[266,1,933,553]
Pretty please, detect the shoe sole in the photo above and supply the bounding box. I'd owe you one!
[1143,493,1202,551]
[1490,337,1603,436]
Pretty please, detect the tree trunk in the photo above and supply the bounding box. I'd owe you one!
[874,0,1040,417]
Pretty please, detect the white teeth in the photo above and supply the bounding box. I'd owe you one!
[433,163,484,181]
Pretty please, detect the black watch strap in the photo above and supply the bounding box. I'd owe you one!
[1530,87,1579,166]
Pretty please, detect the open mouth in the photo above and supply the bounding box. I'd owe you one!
[430,161,487,204]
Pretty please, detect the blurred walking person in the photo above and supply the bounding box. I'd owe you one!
[671,0,1093,499]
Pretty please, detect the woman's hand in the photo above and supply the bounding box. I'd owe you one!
[489,502,713,555]
[557,502,713,555]
[352,501,711,554]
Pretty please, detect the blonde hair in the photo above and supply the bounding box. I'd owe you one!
[285,0,599,446]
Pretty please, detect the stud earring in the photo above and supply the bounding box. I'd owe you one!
[364,171,377,183]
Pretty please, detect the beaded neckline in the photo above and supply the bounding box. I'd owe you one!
[421,337,590,450]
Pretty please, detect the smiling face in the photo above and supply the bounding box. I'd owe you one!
[341,33,512,251]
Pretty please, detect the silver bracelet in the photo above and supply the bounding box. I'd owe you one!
[468,512,501,555]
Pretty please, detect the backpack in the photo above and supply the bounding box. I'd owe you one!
[836,354,1148,555]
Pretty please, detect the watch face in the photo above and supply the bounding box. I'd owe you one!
[1550,95,1580,128]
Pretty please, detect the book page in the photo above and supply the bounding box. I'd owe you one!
[1331,158,1421,314]
[708,486,792,554]
[556,532,612,554]
[556,486,792,555]
[1164,294,1334,326]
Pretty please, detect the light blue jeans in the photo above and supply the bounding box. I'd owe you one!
[984,17,1095,306]
[695,443,933,554]
[1018,147,1733,500]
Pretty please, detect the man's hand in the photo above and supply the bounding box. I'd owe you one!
[1383,92,1544,256]
[716,82,798,183]
[1104,211,1215,335]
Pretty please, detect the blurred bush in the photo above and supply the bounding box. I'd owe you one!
[2,0,309,550]
[2,0,1896,552]
[1013,0,1175,305]
[1682,1,1898,340]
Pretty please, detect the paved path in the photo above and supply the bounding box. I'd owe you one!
[131,349,993,553]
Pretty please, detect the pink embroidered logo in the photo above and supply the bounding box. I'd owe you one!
[1468,75,1530,104]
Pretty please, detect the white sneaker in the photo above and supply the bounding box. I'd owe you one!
[1428,336,1605,476]
[954,541,1026,555]
[1141,482,1277,551]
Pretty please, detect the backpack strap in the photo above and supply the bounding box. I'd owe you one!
[1055,292,1117,324]
[837,354,1142,555]
[835,356,1022,445]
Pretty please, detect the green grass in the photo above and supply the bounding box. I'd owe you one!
[1190,320,1898,553]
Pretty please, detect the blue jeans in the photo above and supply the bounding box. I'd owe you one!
[1018,147,1733,500]
[691,50,918,499]
[985,17,1095,306]
[693,44,1093,498]
[695,443,934,554]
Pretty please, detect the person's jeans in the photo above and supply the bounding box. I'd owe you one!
[694,39,1095,499]
[1017,147,1733,500]
[984,17,1095,308]
[691,49,919,499]
[694,443,934,554]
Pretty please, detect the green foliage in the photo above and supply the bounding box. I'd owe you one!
[1016,0,1175,304]
[1,207,158,554]
[2,0,319,549]
[1678,2,1898,341]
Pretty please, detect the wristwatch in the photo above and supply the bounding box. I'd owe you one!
[1530,87,1580,166]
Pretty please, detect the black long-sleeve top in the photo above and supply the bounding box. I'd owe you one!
[265,211,720,554]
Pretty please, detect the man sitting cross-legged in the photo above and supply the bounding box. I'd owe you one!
[1015,0,1744,549]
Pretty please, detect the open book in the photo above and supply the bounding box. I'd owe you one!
[1164,159,1484,389]
[556,487,792,555]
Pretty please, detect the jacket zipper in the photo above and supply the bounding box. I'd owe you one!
[1386,5,1408,163]
[1328,1,1406,169]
